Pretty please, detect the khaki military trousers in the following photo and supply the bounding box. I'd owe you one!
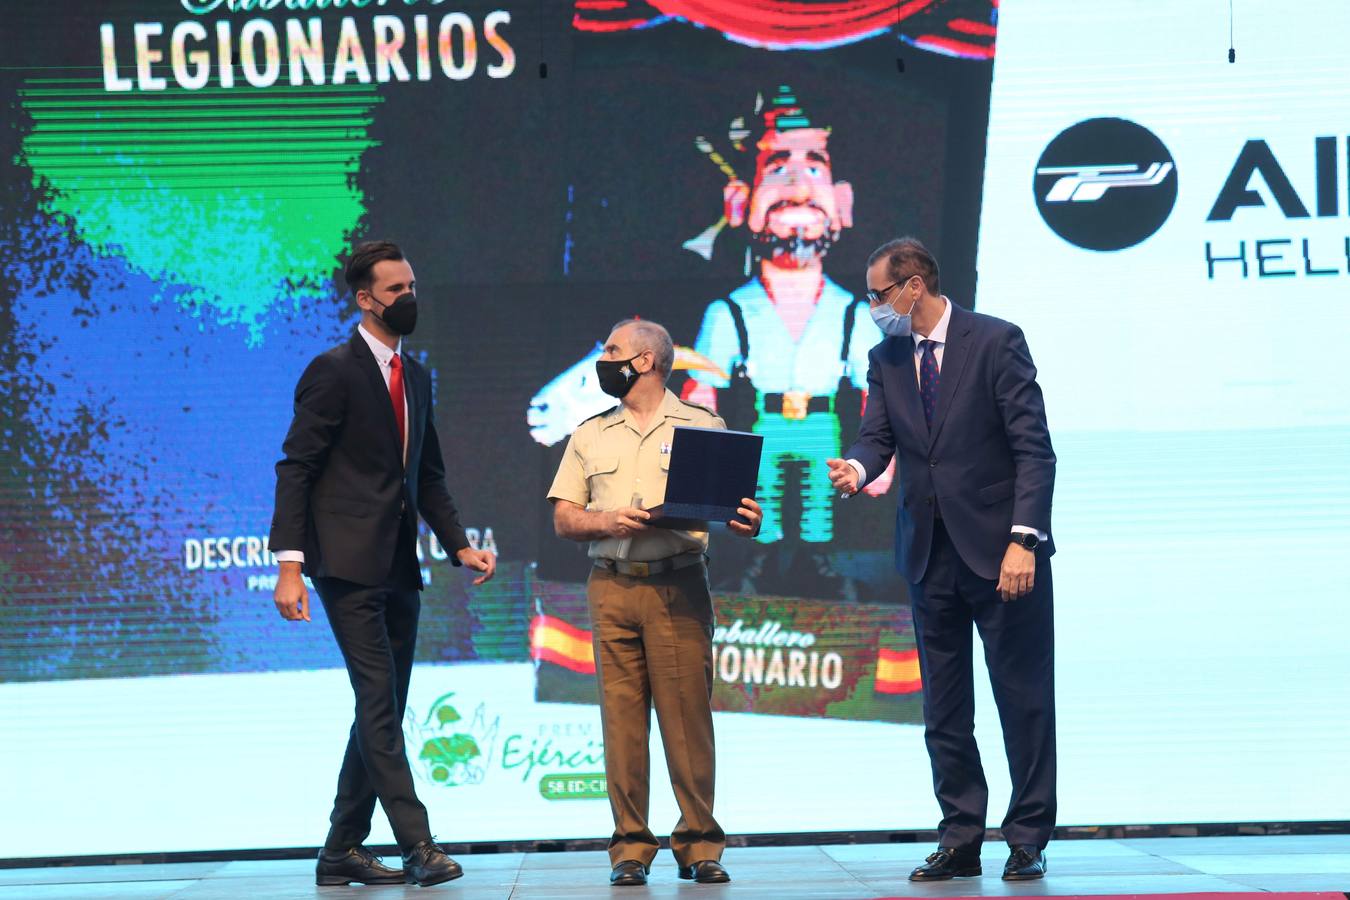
[587,561,725,867]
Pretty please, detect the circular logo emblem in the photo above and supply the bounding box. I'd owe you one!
[1034,117,1177,251]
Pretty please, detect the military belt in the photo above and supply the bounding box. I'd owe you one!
[593,550,705,578]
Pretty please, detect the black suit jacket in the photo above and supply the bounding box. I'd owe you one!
[268,330,470,587]
[846,303,1056,584]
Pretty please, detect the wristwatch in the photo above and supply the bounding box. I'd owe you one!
[1010,531,1039,550]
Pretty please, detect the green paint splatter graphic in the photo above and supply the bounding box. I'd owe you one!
[19,80,382,342]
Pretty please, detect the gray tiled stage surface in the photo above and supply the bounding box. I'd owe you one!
[2,836,1348,899]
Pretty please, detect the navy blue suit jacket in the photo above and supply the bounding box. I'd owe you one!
[845,302,1056,584]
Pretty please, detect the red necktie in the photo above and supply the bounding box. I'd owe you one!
[388,353,406,456]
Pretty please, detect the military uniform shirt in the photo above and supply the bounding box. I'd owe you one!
[547,389,726,561]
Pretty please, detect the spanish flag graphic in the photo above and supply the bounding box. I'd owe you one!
[529,613,595,675]
[874,647,922,695]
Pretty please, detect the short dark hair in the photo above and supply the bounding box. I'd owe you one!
[868,237,940,296]
[344,240,404,294]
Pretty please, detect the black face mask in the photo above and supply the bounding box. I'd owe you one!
[371,291,418,336]
[595,354,645,398]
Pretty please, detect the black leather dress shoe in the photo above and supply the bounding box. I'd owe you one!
[401,840,464,886]
[909,846,982,881]
[610,860,648,886]
[1003,845,1047,880]
[315,845,404,886]
[678,859,731,883]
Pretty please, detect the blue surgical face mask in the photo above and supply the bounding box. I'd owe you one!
[869,282,920,337]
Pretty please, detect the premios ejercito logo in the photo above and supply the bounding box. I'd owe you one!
[403,693,608,801]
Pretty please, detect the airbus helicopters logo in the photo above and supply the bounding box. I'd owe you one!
[1039,162,1174,203]
[1035,117,1178,251]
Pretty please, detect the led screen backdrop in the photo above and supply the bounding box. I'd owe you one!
[972,0,1350,826]
[1,0,1347,860]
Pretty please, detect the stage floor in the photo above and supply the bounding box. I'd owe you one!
[3,835,1348,899]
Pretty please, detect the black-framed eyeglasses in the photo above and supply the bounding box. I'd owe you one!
[865,274,915,306]
[865,282,898,306]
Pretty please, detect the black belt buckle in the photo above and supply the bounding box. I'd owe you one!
[596,552,702,578]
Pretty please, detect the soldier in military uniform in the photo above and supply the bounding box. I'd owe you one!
[548,319,762,888]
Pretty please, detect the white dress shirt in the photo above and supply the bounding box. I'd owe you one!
[275,325,407,565]
[846,297,1047,542]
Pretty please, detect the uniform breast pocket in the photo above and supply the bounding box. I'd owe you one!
[584,457,620,480]
[584,456,621,509]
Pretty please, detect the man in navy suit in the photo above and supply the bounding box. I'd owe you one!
[828,237,1056,882]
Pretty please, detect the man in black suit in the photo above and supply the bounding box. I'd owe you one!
[269,240,496,887]
[828,238,1056,882]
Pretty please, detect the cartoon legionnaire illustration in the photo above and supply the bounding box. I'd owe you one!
[683,85,891,546]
